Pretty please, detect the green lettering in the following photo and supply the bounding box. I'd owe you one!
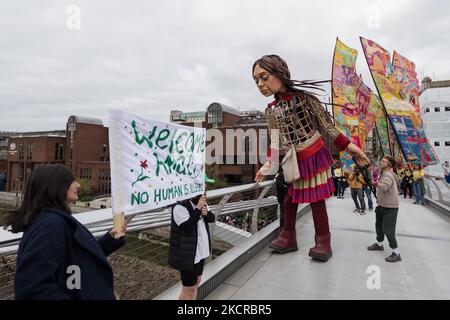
[200,134,206,152]
[153,153,170,176]
[163,154,175,174]
[168,129,178,153]
[194,134,202,153]
[131,192,149,205]
[175,155,186,175]
[131,192,140,205]
[141,192,149,204]
[185,155,193,176]
[175,185,183,197]
[185,132,195,153]
[175,132,187,154]
[167,187,174,200]
[156,129,170,150]
[132,121,157,148]
[154,189,162,202]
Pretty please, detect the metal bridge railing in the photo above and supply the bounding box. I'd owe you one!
[424,174,450,206]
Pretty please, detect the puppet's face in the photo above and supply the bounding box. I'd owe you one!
[252,64,286,97]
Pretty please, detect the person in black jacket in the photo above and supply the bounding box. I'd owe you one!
[168,194,215,300]
[3,164,126,300]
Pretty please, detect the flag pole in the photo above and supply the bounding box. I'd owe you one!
[109,110,126,239]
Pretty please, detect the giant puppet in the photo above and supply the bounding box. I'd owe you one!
[253,55,369,261]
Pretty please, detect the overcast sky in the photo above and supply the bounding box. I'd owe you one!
[1,0,449,132]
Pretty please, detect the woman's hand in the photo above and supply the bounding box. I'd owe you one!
[196,195,207,211]
[110,218,128,237]
[345,143,369,167]
[197,196,209,216]
[255,161,272,183]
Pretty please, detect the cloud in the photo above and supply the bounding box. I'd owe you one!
[0,0,449,131]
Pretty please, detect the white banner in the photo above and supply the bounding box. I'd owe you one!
[109,110,206,216]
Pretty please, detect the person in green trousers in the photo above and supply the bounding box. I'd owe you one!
[367,156,402,263]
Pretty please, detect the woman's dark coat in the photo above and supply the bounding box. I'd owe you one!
[14,208,125,300]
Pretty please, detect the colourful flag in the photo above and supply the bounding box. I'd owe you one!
[374,104,391,157]
[332,38,381,168]
[360,37,439,165]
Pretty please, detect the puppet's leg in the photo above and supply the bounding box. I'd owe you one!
[308,200,332,261]
[269,192,298,253]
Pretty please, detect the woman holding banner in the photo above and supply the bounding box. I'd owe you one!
[4,164,127,299]
[253,55,369,261]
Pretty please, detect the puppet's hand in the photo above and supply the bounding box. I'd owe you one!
[255,162,273,183]
[346,143,369,167]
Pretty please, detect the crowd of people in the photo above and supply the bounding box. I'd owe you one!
[397,162,426,205]
[331,160,378,214]
[331,158,441,214]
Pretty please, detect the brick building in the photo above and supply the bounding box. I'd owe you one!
[0,132,17,191]
[6,131,66,192]
[66,116,110,194]
[5,116,110,194]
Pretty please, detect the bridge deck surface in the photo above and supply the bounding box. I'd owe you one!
[206,196,450,300]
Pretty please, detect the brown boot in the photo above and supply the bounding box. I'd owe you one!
[309,233,332,261]
[269,229,298,254]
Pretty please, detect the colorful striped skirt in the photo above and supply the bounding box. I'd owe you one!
[287,138,335,204]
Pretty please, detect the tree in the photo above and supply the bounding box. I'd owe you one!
[78,178,93,202]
